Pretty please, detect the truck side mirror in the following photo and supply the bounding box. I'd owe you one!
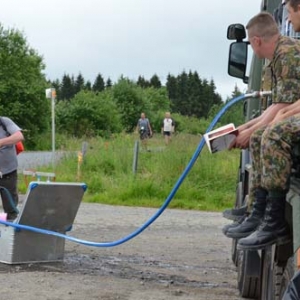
[227,24,246,41]
[228,42,249,84]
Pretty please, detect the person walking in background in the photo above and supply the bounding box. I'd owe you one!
[0,116,24,221]
[136,112,152,151]
[161,112,175,145]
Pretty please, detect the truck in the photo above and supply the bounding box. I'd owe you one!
[225,1,300,299]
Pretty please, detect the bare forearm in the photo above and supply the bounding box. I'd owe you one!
[0,131,24,147]
[233,103,291,149]
[271,103,300,124]
[240,103,289,131]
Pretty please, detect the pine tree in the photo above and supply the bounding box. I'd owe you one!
[85,80,92,91]
[149,74,161,88]
[74,73,85,94]
[106,78,112,88]
[187,71,202,117]
[93,73,105,92]
[60,74,75,100]
[137,75,149,88]
[166,74,178,100]
[176,71,189,115]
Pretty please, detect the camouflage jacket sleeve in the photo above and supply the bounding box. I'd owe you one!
[271,36,300,104]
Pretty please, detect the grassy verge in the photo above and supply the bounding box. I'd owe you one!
[18,133,240,212]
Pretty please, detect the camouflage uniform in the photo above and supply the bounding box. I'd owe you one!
[261,114,300,191]
[249,35,300,206]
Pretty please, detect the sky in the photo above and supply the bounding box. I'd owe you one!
[1,0,262,100]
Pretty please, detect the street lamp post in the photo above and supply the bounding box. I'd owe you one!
[45,88,56,169]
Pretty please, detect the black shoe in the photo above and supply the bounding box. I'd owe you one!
[7,213,18,221]
[237,195,291,250]
[225,214,262,238]
[222,214,247,235]
[237,222,291,250]
[223,205,248,221]
[225,195,267,239]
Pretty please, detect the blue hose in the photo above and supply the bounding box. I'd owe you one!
[0,93,248,247]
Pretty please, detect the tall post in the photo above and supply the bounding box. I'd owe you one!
[45,88,56,170]
[51,89,56,169]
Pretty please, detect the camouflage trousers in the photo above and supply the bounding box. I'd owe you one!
[249,114,300,206]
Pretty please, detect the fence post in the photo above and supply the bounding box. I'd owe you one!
[133,140,139,175]
[77,141,88,180]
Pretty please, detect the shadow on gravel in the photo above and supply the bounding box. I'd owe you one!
[0,253,233,290]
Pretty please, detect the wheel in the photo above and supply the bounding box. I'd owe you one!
[231,238,238,267]
[273,263,286,300]
[260,248,277,300]
[260,246,291,300]
[231,181,244,266]
[279,257,295,299]
[236,166,243,186]
[237,250,260,299]
[235,181,244,208]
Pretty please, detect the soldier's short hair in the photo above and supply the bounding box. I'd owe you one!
[246,12,279,40]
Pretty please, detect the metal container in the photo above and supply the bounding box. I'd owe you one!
[0,181,87,264]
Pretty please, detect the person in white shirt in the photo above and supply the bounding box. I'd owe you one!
[161,112,175,145]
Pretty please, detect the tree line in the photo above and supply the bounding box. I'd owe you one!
[0,23,243,149]
[50,70,223,120]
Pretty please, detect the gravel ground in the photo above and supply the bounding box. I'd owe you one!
[0,201,244,300]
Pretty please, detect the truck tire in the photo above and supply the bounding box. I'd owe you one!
[235,181,244,208]
[231,238,238,267]
[260,248,282,300]
[279,257,295,299]
[237,250,260,299]
[231,181,244,266]
[274,263,286,300]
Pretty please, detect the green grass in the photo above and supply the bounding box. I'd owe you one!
[18,133,240,212]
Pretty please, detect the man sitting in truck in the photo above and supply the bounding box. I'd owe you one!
[237,98,300,250]
[223,10,300,250]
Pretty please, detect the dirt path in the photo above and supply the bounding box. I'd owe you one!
[0,202,244,300]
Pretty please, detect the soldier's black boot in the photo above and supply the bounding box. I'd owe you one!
[222,213,248,235]
[237,194,291,251]
[225,188,267,239]
[222,204,248,221]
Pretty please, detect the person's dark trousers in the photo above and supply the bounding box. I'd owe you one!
[0,170,19,219]
[225,188,267,239]
[237,191,291,250]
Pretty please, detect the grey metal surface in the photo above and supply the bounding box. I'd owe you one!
[0,227,65,264]
[17,151,71,172]
[0,181,87,264]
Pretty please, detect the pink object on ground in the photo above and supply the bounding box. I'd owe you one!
[0,213,7,221]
